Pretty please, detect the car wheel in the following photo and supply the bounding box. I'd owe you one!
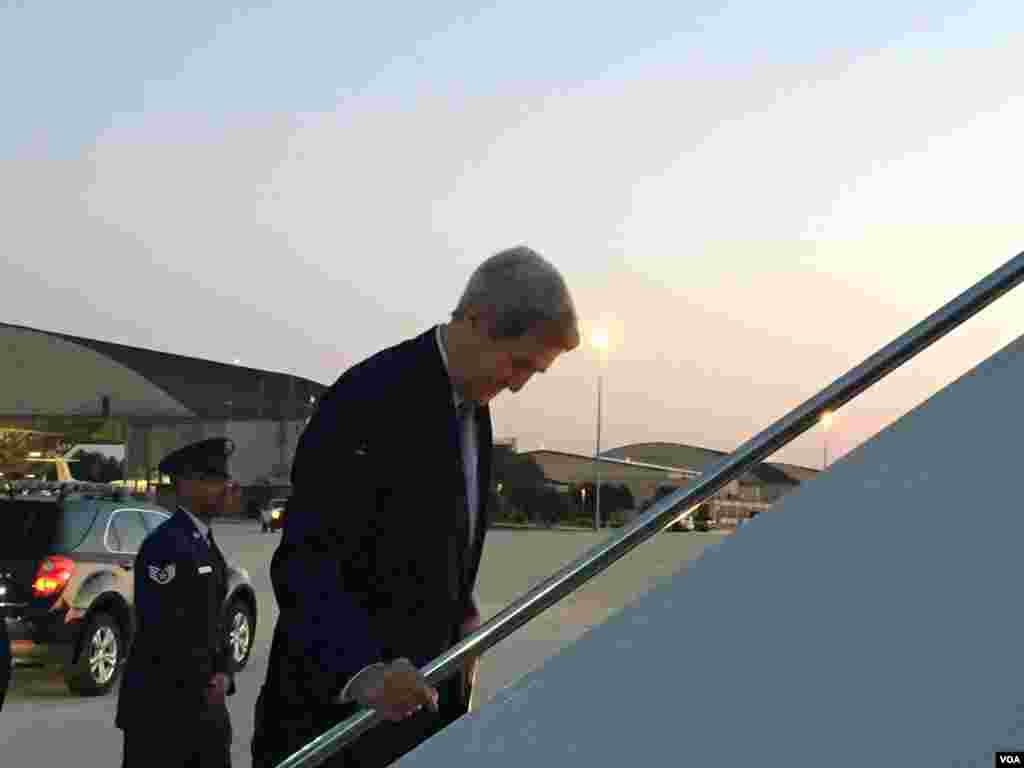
[65,611,123,696]
[224,598,254,672]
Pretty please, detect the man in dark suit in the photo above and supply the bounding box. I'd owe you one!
[116,437,238,768]
[252,246,580,768]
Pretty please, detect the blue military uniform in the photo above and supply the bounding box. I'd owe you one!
[115,438,236,768]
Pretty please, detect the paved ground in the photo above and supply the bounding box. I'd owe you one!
[1,521,726,766]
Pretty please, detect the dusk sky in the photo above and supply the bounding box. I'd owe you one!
[3,2,1022,470]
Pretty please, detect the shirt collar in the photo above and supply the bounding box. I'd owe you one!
[179,505,210,539]
[436,324,466,409]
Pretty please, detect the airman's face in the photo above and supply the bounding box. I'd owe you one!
[177,473,232,518]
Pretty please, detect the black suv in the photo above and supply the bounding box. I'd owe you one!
[0,483,258,696]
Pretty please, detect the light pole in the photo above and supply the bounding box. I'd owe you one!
[591,329,610,531]
[820,410,834,469]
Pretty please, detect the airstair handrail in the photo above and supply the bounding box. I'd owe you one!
[275,250,1024,768]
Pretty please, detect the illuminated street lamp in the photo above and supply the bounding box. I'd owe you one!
[821,410,835,469]
[591,329,610,531]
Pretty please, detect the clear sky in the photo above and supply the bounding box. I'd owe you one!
[3,1,1022,469]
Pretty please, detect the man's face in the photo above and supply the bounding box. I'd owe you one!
[178,473,231,518]
[462,327,567,404]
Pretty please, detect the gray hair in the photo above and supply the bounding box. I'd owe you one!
[454,246,579,346]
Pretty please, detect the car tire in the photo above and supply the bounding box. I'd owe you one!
[65,611,123,696]
[224,598,254,673]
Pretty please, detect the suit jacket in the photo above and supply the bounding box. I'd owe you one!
[116,508,234,731]
[252,326,493,768]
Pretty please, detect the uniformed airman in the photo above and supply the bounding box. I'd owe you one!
[115,437,237,768]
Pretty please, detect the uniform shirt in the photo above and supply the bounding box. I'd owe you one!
[339,323,480,704]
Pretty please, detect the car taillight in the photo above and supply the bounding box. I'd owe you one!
[32,556,75,598]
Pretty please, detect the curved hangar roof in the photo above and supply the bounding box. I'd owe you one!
[603,441,817,485]
[1,322,326,422]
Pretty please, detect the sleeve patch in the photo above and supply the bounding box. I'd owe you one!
[147,563,176,584]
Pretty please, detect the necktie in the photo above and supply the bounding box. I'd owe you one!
[453,401,471,452]
[453,402,473,586]
[453,401,472,493]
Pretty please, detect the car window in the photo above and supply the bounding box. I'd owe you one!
[141,509,170,533]
[55,498,101,553]
[106,509,149,554]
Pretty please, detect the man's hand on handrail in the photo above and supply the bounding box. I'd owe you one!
[348,659,439,722]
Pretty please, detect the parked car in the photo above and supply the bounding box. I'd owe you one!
[260,497,288,533]
[0,483,258,696]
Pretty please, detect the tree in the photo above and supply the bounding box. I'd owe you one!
[99,456,124,483]
[604,483,635,521]
[573,481,637,526]
[70,451,104,482]
[67,451,124,482]
[492,449,551,524]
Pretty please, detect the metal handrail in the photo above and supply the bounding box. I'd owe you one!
[276,250,1024,768]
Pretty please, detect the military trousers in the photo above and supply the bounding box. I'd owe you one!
[0,660,9,712]
[122,695,232,768]
[1,623,10,712]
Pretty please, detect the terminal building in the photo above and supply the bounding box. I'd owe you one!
[524,441,817,525]
[0,321,325,512]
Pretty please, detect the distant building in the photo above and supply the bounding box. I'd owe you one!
[523,441,818,526]
[0,322,326,513]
